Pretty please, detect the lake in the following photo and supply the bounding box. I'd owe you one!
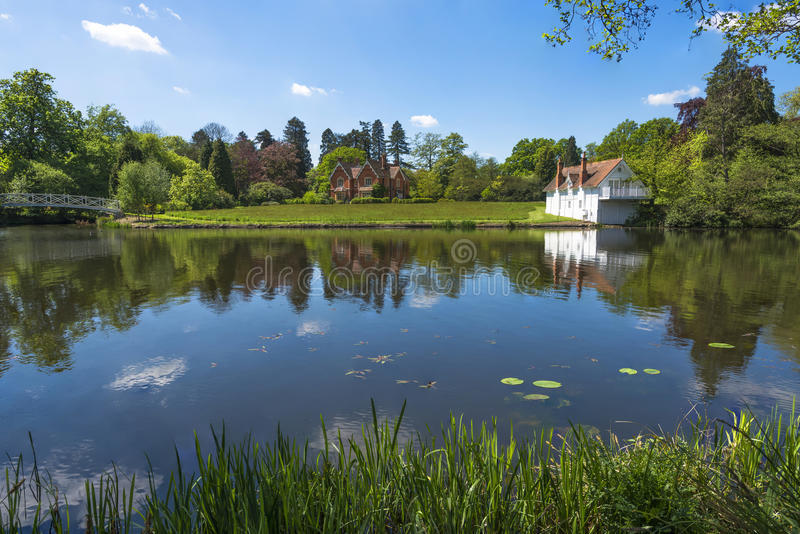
[1,225,798,510]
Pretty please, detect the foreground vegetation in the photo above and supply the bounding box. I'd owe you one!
[2,402,800,533]
[151,202,571,226]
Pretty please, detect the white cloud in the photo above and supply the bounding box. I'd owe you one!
[0,13,11,21]
[173,86,190,95]
[410,114,439,128]
[291,82,327,97]
[644,86,701,106]
[81,20,168,54]
[166,7,182,21]
[138,2,156,18]
[296,320,329,336]
[122,6,133,15]
[107,357,187,391]
[699,11,740,33]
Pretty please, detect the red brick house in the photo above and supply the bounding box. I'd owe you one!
[329,154,410,202]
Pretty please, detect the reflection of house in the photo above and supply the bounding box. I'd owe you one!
[543,155,649,224]
[331,238,407,274]
[329,154,410,201]
[543,229,645,296]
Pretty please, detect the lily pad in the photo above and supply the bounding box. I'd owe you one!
[501,377,524,385]
[643,368,661,375]
[619,368,638,375]
[523,393,549,400]
[533,380,562,389]
[709,342,735,349]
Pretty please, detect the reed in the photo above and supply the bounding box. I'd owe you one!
[2,401,800,533]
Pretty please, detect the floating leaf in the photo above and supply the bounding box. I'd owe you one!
[618,368,638,375]
[395,379,416,384]
[248,346,268,353]
[590,358,599,363]
[643,368,661,375]
[501,377,524,385]
[533,380,562,388]
[523,393,549,400]
[354,341,368,346]
[210,362,217,368]
[368,355,393,364]
[486,339,497,345]
[308,347,319,352]
[400,328,409,333]
[419,381,437,389]
[346,369,371,379]
[709,342,735,349]
[550,364,570,368]
[260,333,283,340]
[557,399,572,408]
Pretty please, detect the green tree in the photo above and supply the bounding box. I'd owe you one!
[413,169,444,199]
[86,104,129,140]
[541,0,800,63]
[699,48,778,182]
[208,139,236,196]
[116,160,171,218]
[319,128,338,161]
[626,118,680,199]
[557,136,581,166]
[255,129,274,150]
[242,181,293,205]
[386,121,410,164]
[283,117,312,179]
[433,132,468,187]
[501,138,553,176]
[0,69,83,162]
[371,182,386,198]
[199,140,213,170]
[308,146,366,194]
[778,87,800,119]
[8,161,76,194]
[444,155,486,200]
[358,121,373,157]
[596,120,639,160]
[169,164,220,210]
[411,132,442,171]
[371,120,386,159]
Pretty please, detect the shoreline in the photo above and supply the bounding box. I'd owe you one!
[117,218,595,230]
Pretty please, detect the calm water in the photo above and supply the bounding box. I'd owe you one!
[1,225,799,511]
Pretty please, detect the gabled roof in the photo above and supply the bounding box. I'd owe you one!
[330,157,409,184]
[543,158,624,192]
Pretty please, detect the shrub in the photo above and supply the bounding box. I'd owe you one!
[242,182,292,206]
[371,183,386,198]
[169,164,219,210]
[214,189,236,209]
[392,197,435,204]
[350,197,390,204]
[116,160,170,217]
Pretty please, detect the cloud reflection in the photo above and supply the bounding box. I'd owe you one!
[108,356,187,391]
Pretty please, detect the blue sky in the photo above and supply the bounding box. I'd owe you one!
[0,0,796,161]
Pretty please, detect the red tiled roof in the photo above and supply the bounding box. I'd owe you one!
[543,158,623,192]
[330,158,409,184]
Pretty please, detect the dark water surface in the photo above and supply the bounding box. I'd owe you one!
[1,225,799,510]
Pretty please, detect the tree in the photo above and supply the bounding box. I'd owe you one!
[283,117,312,179]
[242,181,293,205]
[8,161,76,194]
[625,118,681,199]
[596,120,639,160]
[433,132,468,186]
[778,87,800,119]
[136,121,164,136]
[230,132,262,195]
[411,132,442,171]
[386,121,409,164]
[557,136,581,166]
[116,160,171,218]
[202,122,232,142]
[169,164,220,210]
[0,69,82,162]
[674,97,706,136]
[541,0,800,63]
[371,120,386,159]
[413,169,444,199]
[208,139,236,196]
[319,128,339,161]
[255,129,274,150]
[308,146,366,194]
[86,104,129,140]
[358,121,372,157]
[444,155,487,200]
[584,142,598,161]
[371,182,386,198]
[501,137,553,176]
[260,141,305,196]
[699,48,778,182]
[199,140,213,170]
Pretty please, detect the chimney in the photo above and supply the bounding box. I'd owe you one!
[555,156,564,188]
[579,152,588,187]
[380,153,387,169]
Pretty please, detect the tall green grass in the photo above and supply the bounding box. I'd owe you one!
[3,401,800,532]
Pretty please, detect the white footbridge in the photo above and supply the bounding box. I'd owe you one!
[0,193,123,216]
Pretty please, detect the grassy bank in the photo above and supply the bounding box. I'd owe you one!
[3,403,800,533]
[138,202,577,227]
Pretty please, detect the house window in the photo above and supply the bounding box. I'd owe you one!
[337,178,343,187]
[579,200,582,208]
[365,178,372,186]
[567,201,571,208]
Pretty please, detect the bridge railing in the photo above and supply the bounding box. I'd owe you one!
[0,193,122,213]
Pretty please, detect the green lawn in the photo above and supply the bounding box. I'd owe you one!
[158,202,575,226]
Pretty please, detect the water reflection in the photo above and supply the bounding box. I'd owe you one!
[0,226,799,401]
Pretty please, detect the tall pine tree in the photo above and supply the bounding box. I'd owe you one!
[387,121,409,164]
[199,140,213,170]
[255,129,274,151]
[283,117,312,179]
[209,139,236,196]
[561,136,581,166]
[371,120,386,159]
[358,121,372,157]
[319,128,338,162]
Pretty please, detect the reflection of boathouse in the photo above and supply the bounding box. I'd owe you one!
[543,229,645,297]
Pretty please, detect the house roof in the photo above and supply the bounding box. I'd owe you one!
[543,158,623,192]
[330,158,409,184]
